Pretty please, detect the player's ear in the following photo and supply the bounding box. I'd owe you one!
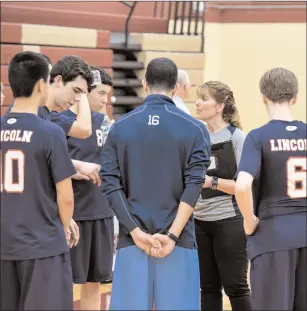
[262,95,268,105]
[290,96,297,106]
[142,79,149,94]
[53,75,63,88]
[35,78,45,94]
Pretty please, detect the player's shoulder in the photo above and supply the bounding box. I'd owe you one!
[92,111,105,122]
[247,122,271,138]
[113,105,145,127]
[51,109,76,120]
[38,117,66,136]
[295,120,307,130]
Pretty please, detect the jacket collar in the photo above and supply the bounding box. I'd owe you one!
[143,94,176,106]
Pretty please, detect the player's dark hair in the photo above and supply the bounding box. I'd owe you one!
[145,57,178,91]
[197,81,242,130]
[259,68,298,103]
[88,66,113,92]
[8,51,50,98]
[50,55,93,87]
[40,53,52,65]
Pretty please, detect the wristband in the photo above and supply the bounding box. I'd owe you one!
[211,176,219,190]
[166,231,179,244]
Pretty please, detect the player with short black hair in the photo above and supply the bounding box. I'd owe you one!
[100,57,211,309]
[144,57,178,91]
[5,53,52,117]
[41,53,52,66]
[8,52,50,99]
[235,67,306,311]
[55,68,114,310]
[0,51,76,310]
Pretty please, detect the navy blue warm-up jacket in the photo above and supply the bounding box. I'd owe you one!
[100,94,211,249]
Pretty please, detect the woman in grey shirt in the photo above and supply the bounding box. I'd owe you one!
[194,81,251,311]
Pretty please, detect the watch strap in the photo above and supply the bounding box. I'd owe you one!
[166,231,179,244]
[211,176,219,190]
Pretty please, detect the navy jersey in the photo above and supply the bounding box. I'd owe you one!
[6,104,52,121]
[56,109,113,221]
[238,120,307,260]
[6,104,74,136]
[100,94,211,250]
[0,113,76,260]
[51,111,74,136]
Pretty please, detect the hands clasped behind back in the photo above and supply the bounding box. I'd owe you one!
[130,228,176,258]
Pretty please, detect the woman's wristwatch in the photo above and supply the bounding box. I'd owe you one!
[210,176,219,190]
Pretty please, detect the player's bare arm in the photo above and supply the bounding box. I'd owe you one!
[67,219,80,248]
[72,159,101,186]
[235,171,259,235]
[68,93,92,139]
[56,177,74,234]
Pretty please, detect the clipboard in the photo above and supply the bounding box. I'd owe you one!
[201,140,237,199]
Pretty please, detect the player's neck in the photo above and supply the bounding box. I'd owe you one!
[10,98,39,115]
[147,90,173,99]
[45,94,57,112]
[267,104,294,122]
[70,104,78,114]
[206,118,228,133]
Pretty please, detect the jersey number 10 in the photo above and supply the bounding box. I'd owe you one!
[287,157,306,199]
[0,150,25,193]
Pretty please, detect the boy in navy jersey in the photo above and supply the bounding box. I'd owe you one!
[0,52,76,310]
[235,68,306,310]
[53,67,114,310]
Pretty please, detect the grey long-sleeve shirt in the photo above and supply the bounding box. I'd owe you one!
[100,94,211,249]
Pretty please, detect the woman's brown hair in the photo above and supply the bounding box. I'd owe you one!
[197,81,242,130]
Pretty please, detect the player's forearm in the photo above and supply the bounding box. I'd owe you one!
[74,94,92,137]
[57,195,74,233]
[56,178,74,233]
[169,201,194,238]
[71,159,82,172]
[215,178,235,195]
[235,184,255,221]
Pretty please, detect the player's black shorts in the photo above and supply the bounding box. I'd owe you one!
[251,247,307,310]
[0,252,73,310]
[70,217,114,284]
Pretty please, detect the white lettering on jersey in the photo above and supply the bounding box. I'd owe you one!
[270,139,307,152]
[0,130,33,143]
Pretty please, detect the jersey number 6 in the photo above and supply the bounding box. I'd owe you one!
[287,157,306,199]
[0,150,25,193]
